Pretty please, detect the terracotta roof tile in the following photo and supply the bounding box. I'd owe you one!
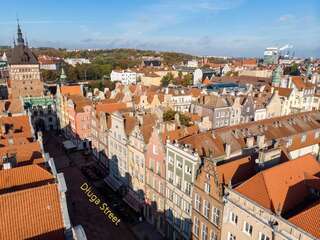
[274,87,293,98]
[179,131,225,158]
[68,95,91,113]
[0,99,24,114]
[291,76,315,90]
[0,115,32,139]
[60,85,82,96]
[236,154,320,215]
[95,102,128,114]
[0,184,65,240]
[0,141,43,166]
[288,200,320,239]
[163,125,199,144]
[216,156,256,186]
[0,164,54,193]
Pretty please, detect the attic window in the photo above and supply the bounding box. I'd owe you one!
[315,131,320,139]
[301,134,307,143]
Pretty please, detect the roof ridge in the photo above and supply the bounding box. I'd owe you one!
[0,183,57,197]
[260,171,274,211]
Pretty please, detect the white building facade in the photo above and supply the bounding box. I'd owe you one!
[110,70,137,85]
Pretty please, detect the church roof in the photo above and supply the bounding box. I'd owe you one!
[7,23,38,65]
[8,44,38,65]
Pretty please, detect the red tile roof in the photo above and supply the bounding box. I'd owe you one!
[0,99,24,114]
[216,156,255,186]
[96,102,128,114]
[0,115,32,139]
[0,141,44,166]
[291,76,315,90]
[162,125,199,144]
[288,200,320,239]
[0,184,65,240]
[274,87,293,98]
[179,131,225,158]
[0,164,54,193]
[236,154,320,215]
[68,95,91,113]
[60,85,82,96]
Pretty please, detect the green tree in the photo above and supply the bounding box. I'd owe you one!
[285,63,300,76]
[179,113,191,126]
[163,109,176,121]
[98,80,104,91]
[161,72,174,87]
[41,69,59,82]
[182,74,193,86]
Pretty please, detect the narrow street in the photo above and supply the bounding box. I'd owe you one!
[43,132,136,240]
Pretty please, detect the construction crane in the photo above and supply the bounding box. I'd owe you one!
[278,44,294,58]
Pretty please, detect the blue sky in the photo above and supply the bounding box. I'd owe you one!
[0,0,319,57]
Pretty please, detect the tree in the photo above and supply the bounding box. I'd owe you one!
[41,69,59,82]
[284,63,300,76]
[179,113,191,126]
[182,74,193,86]
[163,109,176,121]
[98,80,104,91]
[225,71,239,77]
[161,72,174,87]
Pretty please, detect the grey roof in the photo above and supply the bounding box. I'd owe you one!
[8,45,38,65]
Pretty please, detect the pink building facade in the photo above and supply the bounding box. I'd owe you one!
[145,127,166,236]
[66,96,91,149]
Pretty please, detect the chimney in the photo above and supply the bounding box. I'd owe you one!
[257,135,265,149]
[8,135,14,145]
[224,143,231,158]
[246,136,254,148]
[1,124,5,134]
[288,76,292,88]
[271,87,275,94]
[3,162,11,170]
[175,113,181,126]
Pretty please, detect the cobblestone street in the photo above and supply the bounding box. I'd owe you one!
[43,133,136,240]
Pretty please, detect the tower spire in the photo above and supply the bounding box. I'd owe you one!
[25,32,28,47]
[16,19,25,46]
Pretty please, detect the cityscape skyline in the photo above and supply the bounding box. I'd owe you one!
[0,0,319,57]
[1,3,320,239]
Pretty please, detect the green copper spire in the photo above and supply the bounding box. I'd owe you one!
[306,64,312,79]
[59,67,67,84]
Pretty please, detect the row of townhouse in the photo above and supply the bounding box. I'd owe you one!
[184,111,320,240]
[138,110,320,240]
[56,84,92,149]
[192,75,317,129]
[56,82,320,240]
[108,83,203,113]
[0,113,86,239]
[89,103,320,240]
